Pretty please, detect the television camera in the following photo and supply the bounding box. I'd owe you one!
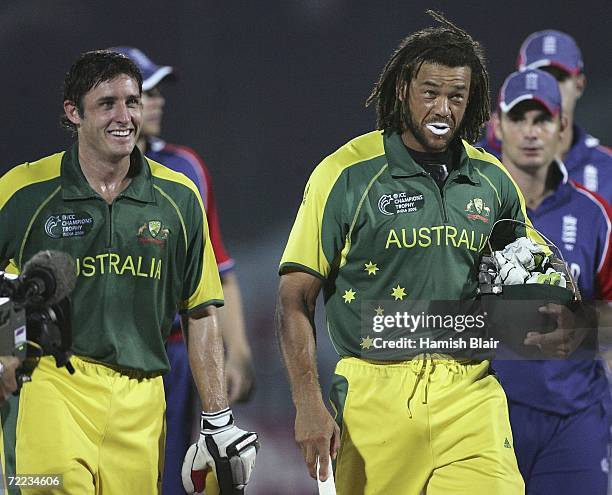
[0,250,76,388]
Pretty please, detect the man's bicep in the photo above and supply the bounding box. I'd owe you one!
[277,271,323,347]
[278,270,324,311]
[184,303,217,322]
[180,305,217,338]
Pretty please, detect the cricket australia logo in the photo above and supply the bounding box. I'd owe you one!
[137,220,170,246]
[465,198,490,223]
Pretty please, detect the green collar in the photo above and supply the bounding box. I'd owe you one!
[383,131,480,185]
[61,143,156,203]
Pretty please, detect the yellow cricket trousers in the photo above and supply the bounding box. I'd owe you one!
[330,355,524,495]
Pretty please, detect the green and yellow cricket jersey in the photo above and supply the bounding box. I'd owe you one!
[280,130,542,357]
[0,144,223,374]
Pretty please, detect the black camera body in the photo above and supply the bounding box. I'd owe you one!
[0,285,74,388]
[0,298,27,359]
[0,250,76,386]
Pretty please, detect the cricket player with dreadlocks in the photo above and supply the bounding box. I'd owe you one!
[277,10,535,495]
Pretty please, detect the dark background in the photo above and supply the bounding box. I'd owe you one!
[2,1,611,493]
[2,1,611,242]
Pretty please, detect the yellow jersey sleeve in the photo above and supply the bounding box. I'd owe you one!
[280,160,348,279]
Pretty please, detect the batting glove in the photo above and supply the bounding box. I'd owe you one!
[182,408,259,494]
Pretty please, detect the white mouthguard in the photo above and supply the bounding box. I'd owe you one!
[426,123,450,136]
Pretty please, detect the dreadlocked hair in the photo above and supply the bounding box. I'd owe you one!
[366,10,490,144]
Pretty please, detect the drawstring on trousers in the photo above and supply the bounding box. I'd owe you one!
[406,354,435,418]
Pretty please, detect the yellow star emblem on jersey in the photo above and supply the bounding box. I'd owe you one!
[391,285,407,301]
[343,288,356,303]
[360,335,374,349]
[364,261,379,275]
[374,306,384,316]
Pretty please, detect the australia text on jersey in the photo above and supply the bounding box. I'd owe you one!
[76,253,162,279]
[385,225,488,251]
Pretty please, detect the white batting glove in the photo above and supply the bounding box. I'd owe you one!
[181,408,259,494]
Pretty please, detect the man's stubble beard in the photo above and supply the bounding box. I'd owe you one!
[403,106,459,152]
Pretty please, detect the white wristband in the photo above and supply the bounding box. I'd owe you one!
[200,408,233,432]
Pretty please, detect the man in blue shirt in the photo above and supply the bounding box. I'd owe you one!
[492,68,612,494]
[480,30,612,203]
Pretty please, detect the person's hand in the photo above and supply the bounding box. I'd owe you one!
[225,354,255,404]
[524,303,586,358]
[182,408,259,494]
[295,400,340,482]
[0,356,21,403]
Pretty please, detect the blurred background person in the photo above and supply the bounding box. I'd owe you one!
[492,68,612,495]
[111,46,255,495]
[479,30,612,203]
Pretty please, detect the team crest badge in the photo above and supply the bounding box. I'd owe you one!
[465,198,490,223]
[148,221,162,237]
[138,220,170,246]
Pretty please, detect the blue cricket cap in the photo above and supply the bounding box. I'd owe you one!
[517,30,583,76]
[110,46,175,91]
[498,69,562,116]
